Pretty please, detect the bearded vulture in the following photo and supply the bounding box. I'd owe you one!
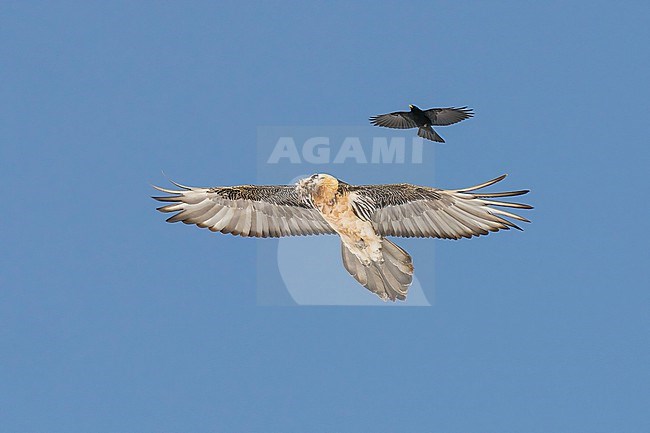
[153,174,531,302]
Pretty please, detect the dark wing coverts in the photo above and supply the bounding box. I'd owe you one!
[153,182,334,238]
[350,175,532,239]
[424,106,474,126]
[369,112,418,129]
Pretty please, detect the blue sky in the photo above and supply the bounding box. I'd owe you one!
[2,1,649,432]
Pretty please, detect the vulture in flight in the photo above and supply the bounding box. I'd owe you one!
[153,173,531,301]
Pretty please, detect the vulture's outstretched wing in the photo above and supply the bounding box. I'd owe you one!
[153,182,335,238]
[369,111,417,129]
[423,106,474,126]
[349,175,532,239]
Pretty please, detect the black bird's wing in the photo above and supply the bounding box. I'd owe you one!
[348,175,531,239]
[423,106,474,126]
[369,111,418,129]
[153,182,335,238]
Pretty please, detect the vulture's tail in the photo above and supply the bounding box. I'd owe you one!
[340,239,414,301]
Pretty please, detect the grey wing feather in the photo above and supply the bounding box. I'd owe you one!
[369,111,418,129]
[350,175,532,239]
[153,182,335,238]
[424,106,474,126]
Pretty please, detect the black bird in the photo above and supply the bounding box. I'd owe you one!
[369,104,473,143]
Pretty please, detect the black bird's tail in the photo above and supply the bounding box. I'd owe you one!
[340,239,414,301]
[418,126,444,143]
